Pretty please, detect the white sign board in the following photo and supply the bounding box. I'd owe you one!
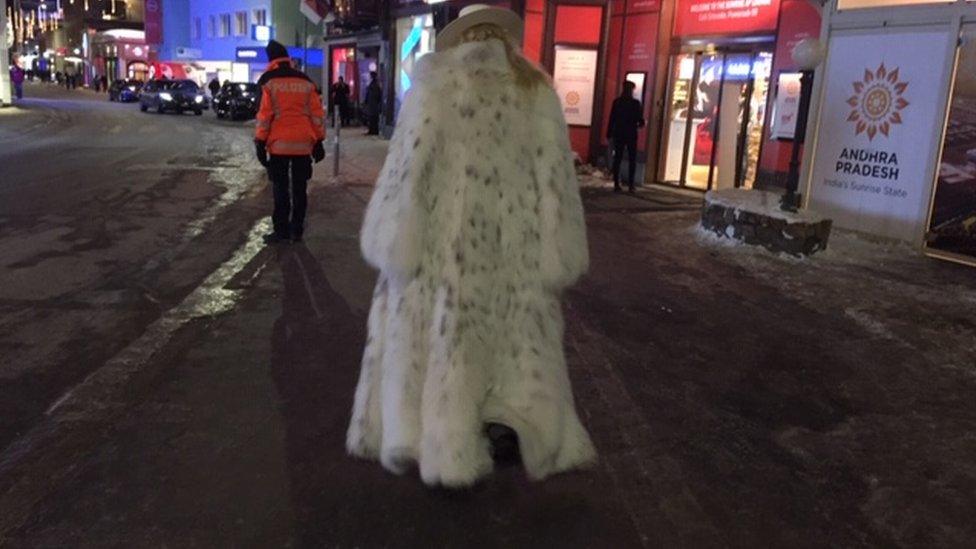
[554,48,598,126]
[808,29,952,242]
[771,72,801,140]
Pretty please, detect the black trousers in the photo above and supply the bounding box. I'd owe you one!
[367,113,379,135]
[268,155,312,237]
[612,138,637,187]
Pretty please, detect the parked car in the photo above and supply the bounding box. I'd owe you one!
[139,79,209,115]
[109,79,143,102]
[213,82,261,120]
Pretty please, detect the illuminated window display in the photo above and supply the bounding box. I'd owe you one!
[928,26,976,263]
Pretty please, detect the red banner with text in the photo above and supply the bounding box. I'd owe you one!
[674,0,781,37]
[145,0,162,45]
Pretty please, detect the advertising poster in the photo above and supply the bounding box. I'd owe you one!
[807,29,953,242]
[554,48,598,126]
[928,27,976,262]
[673,0,781,37]
[770,72,801,140]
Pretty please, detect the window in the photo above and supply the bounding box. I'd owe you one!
[253,8,268,26]
[193,17,201,40]
[235,11,248,36]
[220,14,232,38]
[209,15,217,38]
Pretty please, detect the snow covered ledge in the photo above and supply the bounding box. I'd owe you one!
[700,189,833,257]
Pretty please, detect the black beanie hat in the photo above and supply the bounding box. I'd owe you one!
[266,40,289,61]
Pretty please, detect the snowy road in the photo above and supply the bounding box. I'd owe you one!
[1,83,975,547]
[0,84,267,453]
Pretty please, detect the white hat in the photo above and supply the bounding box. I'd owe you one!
[435,4,524,53]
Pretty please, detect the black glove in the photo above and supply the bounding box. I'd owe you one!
[312,140,325,163]
[255,140,269,167]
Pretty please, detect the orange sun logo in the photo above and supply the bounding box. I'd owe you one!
[847,63,909,141]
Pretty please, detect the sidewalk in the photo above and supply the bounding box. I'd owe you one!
[3,134,975,547]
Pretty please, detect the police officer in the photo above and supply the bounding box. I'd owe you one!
[255,40,326,243]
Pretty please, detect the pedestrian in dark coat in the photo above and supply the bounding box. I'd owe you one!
[208,77,220,98]
[10,65,25,100]
[331,76,351,126]
[364,71,382,135]
[606,80,645,193]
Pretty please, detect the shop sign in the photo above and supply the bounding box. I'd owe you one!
[627,0,661,13]
[554,48,598,126]
[770,72,801,140]
[237,48,266,62]
[927,27,976,263]
[674,0,781,37]
[808,29,953,242]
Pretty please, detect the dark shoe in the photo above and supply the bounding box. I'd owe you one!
[613,184,622,193]
[291,230,303,242]
[486,423,520,465]
[628,186,636,194]
[262,232,288,245]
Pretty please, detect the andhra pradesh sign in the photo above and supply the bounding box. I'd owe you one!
[808,29,953,242]
[674,0,781,37]
[554,48,598,126]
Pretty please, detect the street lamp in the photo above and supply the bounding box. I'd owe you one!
[781,38,825,212]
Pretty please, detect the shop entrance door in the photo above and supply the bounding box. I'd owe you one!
[659,46,773,190]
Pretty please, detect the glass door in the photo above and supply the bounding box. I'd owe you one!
[661,53,697,184]
[658,46,774,190]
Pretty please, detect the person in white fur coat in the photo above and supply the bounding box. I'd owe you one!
[346,4,596,488]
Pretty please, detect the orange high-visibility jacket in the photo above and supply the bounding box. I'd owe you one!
[255,58,326,156]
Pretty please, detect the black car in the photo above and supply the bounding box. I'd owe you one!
[109,79,143,102]
[139,79,209,115]
[213,82,261,120]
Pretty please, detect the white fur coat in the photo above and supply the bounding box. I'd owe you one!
[347,38,596,487]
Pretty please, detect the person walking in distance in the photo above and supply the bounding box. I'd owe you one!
[606,80,645,193]
[331,76,351,126]
[364,71,382,135]
[10,64,25,100]
[254,40,327,244]
[208,77,221,99]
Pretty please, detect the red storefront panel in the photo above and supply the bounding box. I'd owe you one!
[627,0,660,13]
[526,0,545,12]
[553,5,605,162]
[555,6,603,45]
[620,11,658,151]
[674,0,781,37]
[758,0,821,175]
[601,15,626,153]
[524,12,545,63]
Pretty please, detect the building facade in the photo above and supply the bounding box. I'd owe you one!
[382,0,819,193]
[321,0,382,127]
[10,0,148,86]
[150,0,322,86]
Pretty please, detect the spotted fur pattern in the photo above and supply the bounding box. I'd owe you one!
[347,39,596,487]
